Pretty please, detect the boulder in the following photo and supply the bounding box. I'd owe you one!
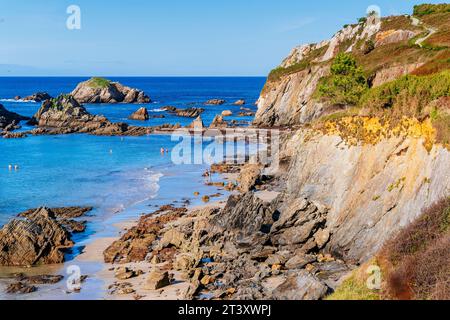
[233,99,246,105]
[221,110,233,117]
[205,99,225,105]
[237,164,262,192]
[0,207,74,266]
[22,92,52,102]
[271,270,328,300]
[144,270,170,290]
[70,77,150,103]
[159,228,185,249]
[129,107,149,121]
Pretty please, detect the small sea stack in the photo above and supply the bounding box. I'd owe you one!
[129,107,149,121]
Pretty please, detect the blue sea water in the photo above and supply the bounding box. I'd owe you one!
[0,77,265,225]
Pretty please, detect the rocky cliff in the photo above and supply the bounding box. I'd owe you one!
[254,11,446,126]
[254,5,450,270]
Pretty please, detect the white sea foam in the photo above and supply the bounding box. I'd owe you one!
[0,98,36,103]
[149,108,165,112]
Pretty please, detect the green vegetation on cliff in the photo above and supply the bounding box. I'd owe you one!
[413,3,450,16]
[360,70,450,114]
[317,53,368,105]
[87,77,111,89]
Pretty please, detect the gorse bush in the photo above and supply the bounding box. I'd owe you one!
[317,53,368,105]
[360,70,450,118]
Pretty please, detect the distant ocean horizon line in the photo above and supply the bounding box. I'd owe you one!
[0,75,268,78]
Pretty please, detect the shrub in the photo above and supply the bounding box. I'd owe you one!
[317,53,368,105]
[413,4,450,17]
[380,197,450,300]
[360,70,450,118]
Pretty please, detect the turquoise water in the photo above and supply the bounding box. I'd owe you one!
[0,77,265,225]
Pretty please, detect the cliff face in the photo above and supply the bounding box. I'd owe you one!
[254,7,450,265]
[280,131,450,263]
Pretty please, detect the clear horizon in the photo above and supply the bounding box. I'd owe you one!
[0,0,445,76]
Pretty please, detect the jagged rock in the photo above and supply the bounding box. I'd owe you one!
[271,270,328,300]
[115,267,141,280]
[161,106,177,112]
[0,104,29,130]
[205,99,225,105]
[188,116,204,129]
[70,78,150,103]
[28,95,148,136]
[6,282,37,294]
[238,111,255,117]
[237,164,262,192]
[16,274,64,284]
[209,115,227,128]
[159,228,185,249]
[22,92,52,102]
[212,192,274,237]
[270,198,327,246]
[176,107,204,118]
[221,110,233,117]
[285,254,316,269]
[144,270,170,290]
[129,107,149,120]
[313,228,330,249]
[233,99,246,105]
[375,29,416,47]
[0,207,74,266]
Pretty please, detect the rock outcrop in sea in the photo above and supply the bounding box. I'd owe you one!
[22,92,53,102]
[129,107,149,121]
[28,94,150,136]
[70,77,150,104]
[0,104,29,131]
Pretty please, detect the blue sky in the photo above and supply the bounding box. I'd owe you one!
[0,0,445,76]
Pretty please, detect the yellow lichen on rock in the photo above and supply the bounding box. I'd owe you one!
[319,116,436,150]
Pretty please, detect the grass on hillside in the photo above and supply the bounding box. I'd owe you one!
[266,45,328,82]
[87,77,111,89]
[326,264,381,300]
[413,4,450,17]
